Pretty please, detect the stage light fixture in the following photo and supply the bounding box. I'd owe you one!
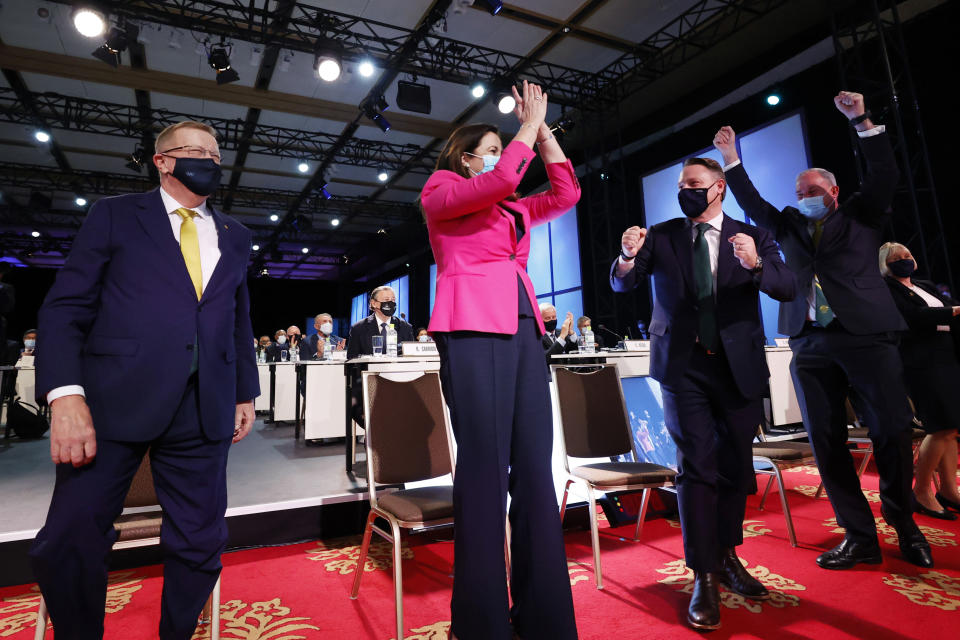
[34,130,50,143]
[478,0,504,15]
[73,8,106,38]
[377,170,389,182]
[497,94,516,114]
[297,161,310,173]
[471,84,486,98]
[75,197,87,207]
[331,218,340,227]
[279,54,292,72]
[270,214,280,222]
[319,184,332,200]
[252,244,260,251]
[315,51,342,82]
[208,42,239,85]
[766,93,781,106]
[92,25,130,68]
[359,60,375,77]
[397,79,432,114]
[31,230,41,238]
[301,247,309,254]
[362,97,391,133]
[167,29,182,49]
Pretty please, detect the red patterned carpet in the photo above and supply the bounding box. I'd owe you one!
[3,462,959,639]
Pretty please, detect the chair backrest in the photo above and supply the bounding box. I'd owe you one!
[124,454,159,508]
[552,364,633,459]
[362,371,455,488]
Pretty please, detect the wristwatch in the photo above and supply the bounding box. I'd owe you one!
[849,110,871,126]
[751,255,764,273]
[620,250,636,262]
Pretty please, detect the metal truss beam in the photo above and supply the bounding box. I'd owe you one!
[0,88,436,174]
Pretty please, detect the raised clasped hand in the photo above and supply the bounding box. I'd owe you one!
[512,80,548,130]
[728,233,759,270]
[621,226,647,258]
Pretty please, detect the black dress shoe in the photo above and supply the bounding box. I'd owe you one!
[913,495,957,521]
[881,508,935,568]
[936,492,960,513]
[816,538,882,570]
[717,548,770,600]
[687,572,721,631]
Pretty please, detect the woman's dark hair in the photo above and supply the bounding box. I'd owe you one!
[434,123,501,179]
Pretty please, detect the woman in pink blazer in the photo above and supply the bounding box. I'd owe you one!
[420,81,580,640]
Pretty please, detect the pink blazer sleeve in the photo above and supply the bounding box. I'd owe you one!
[421,140,536,222]
[522,159,581,227]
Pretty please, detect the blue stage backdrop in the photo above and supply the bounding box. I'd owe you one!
[619,376,677,470]
[640,112,811,344]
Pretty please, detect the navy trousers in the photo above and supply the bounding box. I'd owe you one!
[434,289,577,640]
[29,375,231,640]
[789,328,915,542]
[660,346,760,573]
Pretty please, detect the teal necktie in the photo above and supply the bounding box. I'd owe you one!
[693,222,719,352]
[811,221,835,326]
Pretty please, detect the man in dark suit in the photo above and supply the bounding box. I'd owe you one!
[264,328,288,362]
[715,91,932,571]
[612,156,796,631]
[302,313,346,360]
[538,303,578,358]
[30,120,259,640]
[346,285,414,358]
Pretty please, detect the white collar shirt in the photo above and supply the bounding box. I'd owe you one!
[160,186,221,292]
[688,212,723,293]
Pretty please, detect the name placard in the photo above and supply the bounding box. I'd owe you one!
[623,340,651,352]
[329,350,348,361]
[401,341,439,356]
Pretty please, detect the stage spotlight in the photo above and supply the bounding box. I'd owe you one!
[252,244,260,251]
[316,51,342,82]
[301,247,309,254]
[397,79,432,114]
[331,218,340,227]
[478,0,504,15]
[374,95,390,112]
[471,84,486,98]
[75,197,87,207]
[358,60,375,77]
[31,230,41,238]
[377,170,389,182]
[208,42,239,85]
[318,184,332,200]
[125,145,145,173]
[362,98,391,133]
[34,130,50,143]
[297,161,310,173]
[497,94,516,114]
[270,214,280,222]
[92,26,132,68]
[766,93,781,106]
[73,8,106,38]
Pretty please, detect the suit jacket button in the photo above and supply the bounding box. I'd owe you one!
[186,344,194,351]
[509,254,516,260]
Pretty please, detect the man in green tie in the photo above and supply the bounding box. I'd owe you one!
[716,91,933,574]
[612,157,796,630]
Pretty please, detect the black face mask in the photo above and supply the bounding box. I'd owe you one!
[171,157,222,197]
[677,183,720,218]
[543,319,558,333]
[888,258,916,278]
[378,301,397,317]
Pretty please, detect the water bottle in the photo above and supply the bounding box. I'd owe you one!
[322,336,332,361]
[386,323,398,357]
[289,340,299,362]
[583,326,595,354]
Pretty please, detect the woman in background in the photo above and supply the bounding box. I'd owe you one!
[420,81,579,640]
[880,242,960,520]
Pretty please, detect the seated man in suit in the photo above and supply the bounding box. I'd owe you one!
[539,303,577,358]
[264,329,288,362]
[347,285,414,358]
[576,315,604,350]
[612,156,796,631]
[285,325,303,359]
[302,313,347,360]
[21,328,38,357]
[714,90,932,571]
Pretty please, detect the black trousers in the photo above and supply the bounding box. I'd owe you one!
[660,346,760,573]
[434,313,577,640]
[789,328,915,542]
[29,376,231,640]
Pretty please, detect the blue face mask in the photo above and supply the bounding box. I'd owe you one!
[465,152,499,175]
[797,195,833,220]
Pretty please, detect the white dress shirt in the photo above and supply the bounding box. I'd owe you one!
[909,284,950,332]
[48,188,221,404]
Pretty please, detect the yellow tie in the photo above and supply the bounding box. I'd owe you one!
[175,207,203,300]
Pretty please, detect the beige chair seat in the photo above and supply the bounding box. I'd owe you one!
[753,441,814,461]
[377,487,454,522]
[113,514,162,542]
[572,462,675,487]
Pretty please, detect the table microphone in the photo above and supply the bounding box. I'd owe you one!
[597,324,624,343]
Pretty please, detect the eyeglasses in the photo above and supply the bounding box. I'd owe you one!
[159,145,221,162]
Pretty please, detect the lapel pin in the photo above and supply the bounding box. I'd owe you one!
[224,224,229,230]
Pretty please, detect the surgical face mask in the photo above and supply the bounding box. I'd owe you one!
[797,194,833,220]
[169,157,222,196]
[276,335,287,345]
[677,183,720,218]
[464,152,499,176]
[543,319,558,333]
[378,300,397,316]
[418,335,431,343]
[887,258,916,278]
[24,339,36,349]
[319,322,333,335]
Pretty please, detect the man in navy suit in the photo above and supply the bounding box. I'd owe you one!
[538,303,578,358]
[29,121,259,639]
[301,313,346,360]
[612,157,796,630]
[715,91,932,571]
[346,286,414,359]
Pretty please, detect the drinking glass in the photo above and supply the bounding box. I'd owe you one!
[280,349,289,362]
[372,335,384,356]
